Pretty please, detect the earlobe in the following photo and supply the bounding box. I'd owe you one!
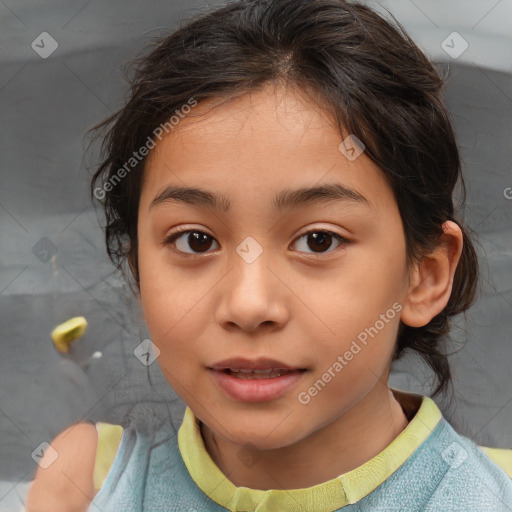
[401,221,463,328]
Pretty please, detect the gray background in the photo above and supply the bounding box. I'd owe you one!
[1,0,511,510]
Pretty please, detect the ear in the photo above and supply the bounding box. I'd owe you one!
[401,221,463,328]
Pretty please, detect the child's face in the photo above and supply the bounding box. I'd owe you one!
[137,84,411,449]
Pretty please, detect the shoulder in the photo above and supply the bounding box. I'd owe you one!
[424,420,512,511]
[26,421,98,512]
[480,445,512,479]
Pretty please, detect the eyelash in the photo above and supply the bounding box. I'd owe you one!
[163,226,350,258]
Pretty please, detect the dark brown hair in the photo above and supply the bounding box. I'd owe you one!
[89,0,479,396]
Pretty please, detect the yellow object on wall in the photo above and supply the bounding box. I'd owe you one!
[51,316,88,353]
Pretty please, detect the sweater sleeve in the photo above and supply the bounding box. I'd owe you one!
[93,422,123,493]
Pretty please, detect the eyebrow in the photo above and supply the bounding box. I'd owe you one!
[149,183,371,212]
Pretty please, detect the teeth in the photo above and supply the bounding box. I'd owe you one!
[239,369,276,374]
[226,368,290,379]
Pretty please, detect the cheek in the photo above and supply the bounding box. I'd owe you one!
[137,244,212,365]
[305,268,402,391]
[304,319,399,413]
[315,317,399,372]
[138,242,183,346]
[139,276,205,388]
[302,258,404,348]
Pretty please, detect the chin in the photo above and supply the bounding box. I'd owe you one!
[223,422,307,452]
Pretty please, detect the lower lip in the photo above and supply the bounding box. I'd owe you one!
[209,369,305,403]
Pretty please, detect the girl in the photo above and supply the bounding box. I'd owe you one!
[27,0,512,510]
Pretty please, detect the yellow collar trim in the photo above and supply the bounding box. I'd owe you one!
[177,390,442,511]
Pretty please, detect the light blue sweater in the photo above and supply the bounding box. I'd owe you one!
[89,402,512,511]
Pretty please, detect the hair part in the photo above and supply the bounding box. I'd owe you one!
[89,0,479,397]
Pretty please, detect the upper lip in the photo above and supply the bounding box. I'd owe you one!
[209,357,304,371]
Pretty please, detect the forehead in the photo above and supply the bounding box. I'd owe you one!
[140,84,394,216]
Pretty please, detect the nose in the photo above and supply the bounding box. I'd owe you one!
[215,246,290,333]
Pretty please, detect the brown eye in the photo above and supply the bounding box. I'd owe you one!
[292,230,349,255]
[164,229,219,255]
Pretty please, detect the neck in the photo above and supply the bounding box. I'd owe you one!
[200,386,411,490]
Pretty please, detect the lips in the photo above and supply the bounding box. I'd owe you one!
[209,356,305,373]
[208,359,306,402]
